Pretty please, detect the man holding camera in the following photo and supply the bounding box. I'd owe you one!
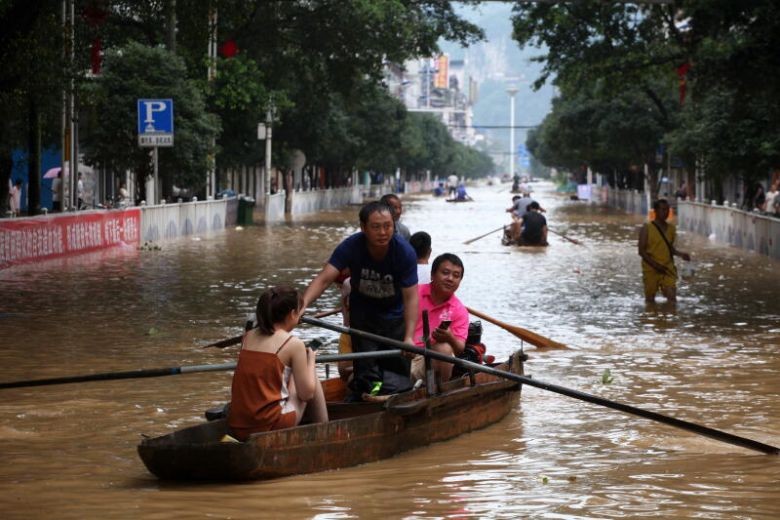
[412,253,469,382]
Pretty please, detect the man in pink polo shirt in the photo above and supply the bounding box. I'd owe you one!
[412,253,469,382]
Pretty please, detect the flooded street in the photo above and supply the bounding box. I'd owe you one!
[1,182,779,519]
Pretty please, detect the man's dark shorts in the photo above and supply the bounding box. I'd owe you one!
[349,309,412,396]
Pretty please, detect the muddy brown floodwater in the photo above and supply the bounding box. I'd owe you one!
[1,182,778,519]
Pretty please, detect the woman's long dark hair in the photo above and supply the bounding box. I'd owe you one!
[255,286,302,335]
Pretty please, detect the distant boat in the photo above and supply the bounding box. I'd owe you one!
[500,226,549,247]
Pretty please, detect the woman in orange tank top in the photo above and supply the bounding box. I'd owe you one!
[228,286,328,441]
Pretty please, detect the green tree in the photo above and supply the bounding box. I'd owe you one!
[81,42,220,199]
[209,54,285,171]
[513,0,780,201]
[513,1,681,194]
[447,143,495,179]
[0,0,66,214]
[92,1,485,191]
[668,1,780,195]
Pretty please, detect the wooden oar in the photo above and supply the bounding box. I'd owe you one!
[549,228,583,245]
[203,307,342,349]
[301,316,780,455]
[466,307,567,350]
[463,225,504,245]
[0,350,401,390]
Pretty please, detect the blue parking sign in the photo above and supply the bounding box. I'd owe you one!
[517,143,531,168]
[137,99,174,147]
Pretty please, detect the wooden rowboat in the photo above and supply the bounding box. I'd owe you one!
[501,225,548,247]
[137,351,524,481]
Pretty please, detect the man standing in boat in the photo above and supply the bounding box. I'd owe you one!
[638,198,691,304]
[380,193,411,240]
[302,201,419,399]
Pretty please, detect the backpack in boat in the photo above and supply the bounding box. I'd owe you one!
[452,321,488,378]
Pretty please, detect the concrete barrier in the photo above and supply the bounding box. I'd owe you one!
[262,193,286,223]
[592,185,647,216]
[677,201,780,260]
[596,186,780,260]
[140,199,228,242]
[288,187,360,216]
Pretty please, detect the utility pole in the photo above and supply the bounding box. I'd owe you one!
[206,4,217,198]
[264,105,273,195]
[506,85,518,180]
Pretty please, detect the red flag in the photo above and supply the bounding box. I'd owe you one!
[82,5,108,75]
[676,62,691,105]
[91,38,102,74]
[219,40,238,58]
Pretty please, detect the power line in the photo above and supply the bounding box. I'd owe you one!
[446,124,539,129]
[473,125,538,129]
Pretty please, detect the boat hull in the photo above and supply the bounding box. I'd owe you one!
[138,352,523,481]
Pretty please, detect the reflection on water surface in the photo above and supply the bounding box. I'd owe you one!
[1,183,778,519]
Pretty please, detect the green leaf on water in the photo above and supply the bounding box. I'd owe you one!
[147,327,159,336]
[601,368,613,384]
[541,476,549,484]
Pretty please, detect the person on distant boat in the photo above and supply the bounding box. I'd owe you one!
[380,193,411,240]
[506,201,547,245]
[303,201,419,399]
[409,231,432,284]
[517,201,548,246]
[411,253,469,382]
[638,198,691,304]
[506,194,533,220]
[228,286,328,441]
[447,173,459,196]
[454,183,472,201]
[433,182,445,197]
[506,196,545,244]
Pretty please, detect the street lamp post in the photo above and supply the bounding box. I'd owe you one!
[264,104,274,195]
[506,85,518,180]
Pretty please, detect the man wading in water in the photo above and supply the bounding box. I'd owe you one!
[638,198,691,304]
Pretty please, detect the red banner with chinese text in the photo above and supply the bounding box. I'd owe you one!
[0,209,141,269]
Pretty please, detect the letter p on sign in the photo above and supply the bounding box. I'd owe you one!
[143,101,166,124]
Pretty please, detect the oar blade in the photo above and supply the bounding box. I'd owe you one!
[466,307,568,350]
[507,326,568,350]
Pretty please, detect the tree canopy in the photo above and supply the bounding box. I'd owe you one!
[82,42,220,195]
[513,0,780,199]
[1,0,493,208]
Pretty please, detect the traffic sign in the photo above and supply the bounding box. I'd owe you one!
[137,99,174,147]
[517,144,531,168]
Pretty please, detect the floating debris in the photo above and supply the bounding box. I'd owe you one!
[139,241,162,251]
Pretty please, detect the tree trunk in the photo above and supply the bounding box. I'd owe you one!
[646,161,660,203]
[166,0,176,53]
[27,96,41,216]
[0,151,11,215]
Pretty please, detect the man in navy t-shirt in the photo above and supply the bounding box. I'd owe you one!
[519,201,548,245]
[302,201,419,397]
